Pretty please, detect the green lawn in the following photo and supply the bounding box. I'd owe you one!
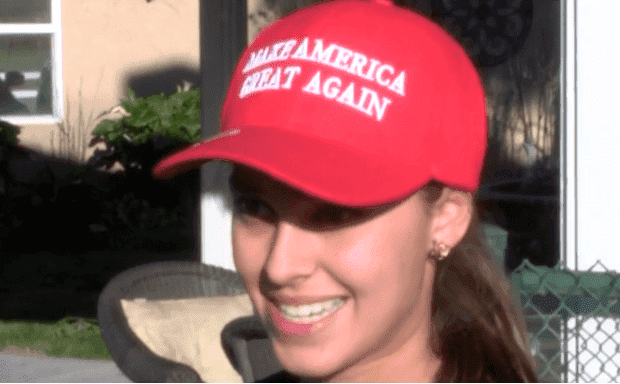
[0,316,112,360]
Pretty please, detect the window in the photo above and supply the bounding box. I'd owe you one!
[420,0,561,275]
[0,0,62,124]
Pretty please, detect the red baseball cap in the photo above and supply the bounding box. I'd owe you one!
[152,0,487,207]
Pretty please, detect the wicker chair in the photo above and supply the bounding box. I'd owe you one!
[97,261,283,382]
[220,315,283,382]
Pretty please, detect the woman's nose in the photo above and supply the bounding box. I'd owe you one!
[263,221,323,287]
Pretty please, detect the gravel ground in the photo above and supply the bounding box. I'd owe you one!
[0,346,131,382]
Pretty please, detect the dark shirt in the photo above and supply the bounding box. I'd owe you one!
[256,370,301,383]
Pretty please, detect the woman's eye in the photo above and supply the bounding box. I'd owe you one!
[232,194,274,221]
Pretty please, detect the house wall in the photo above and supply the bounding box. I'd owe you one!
[16,0,200,161]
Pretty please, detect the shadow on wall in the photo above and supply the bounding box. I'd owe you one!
[123,66,203,255]
[126,66,200,99]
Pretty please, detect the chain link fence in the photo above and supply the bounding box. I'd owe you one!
[512,260,620,382]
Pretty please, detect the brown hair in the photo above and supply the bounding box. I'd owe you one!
[421,181,539,382]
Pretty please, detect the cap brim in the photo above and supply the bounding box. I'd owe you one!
[152,126,430,207]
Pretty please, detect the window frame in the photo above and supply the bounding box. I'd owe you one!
[0,0,63,124]
[560,0,576,271]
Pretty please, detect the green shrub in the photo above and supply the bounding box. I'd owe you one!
[92,87,200,146]
[87,87,201,251]
[90,87,200,177]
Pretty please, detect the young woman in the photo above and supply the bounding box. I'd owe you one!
[153,0,538,381]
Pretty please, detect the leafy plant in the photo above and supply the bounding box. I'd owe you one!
[92,87,200,147]
[88,87,199,200]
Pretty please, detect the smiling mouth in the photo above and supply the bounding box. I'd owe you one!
[267,297,348,337]
[278,298,346,324]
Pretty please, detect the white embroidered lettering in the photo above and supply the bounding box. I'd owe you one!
[239,36,404,120]
[302,73,393,121]
[239,66,292,98]
[279,39,298,60]
[388,71,406,96]
[266,67,281,89]
[239,76,253,98]
[323,76,342,99]
[256,68,274,90]
[332,47,353,71]
[348,52,368,76]
[302,71,322,95]
[336,82,357,108]
[309,40,337,64]
[242,37,407,98]
[266,42,286,62]
[239,71,261,98]
[243,51,259,73]
[291,37,310,59]
[376,64,395,87]
[255,49,269,69]
[243,39,298,72]
[282,66,301,89]
[357,87,392,121]
[363,59,381,81]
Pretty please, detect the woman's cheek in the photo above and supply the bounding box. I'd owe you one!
[232,227,266,283]
[337,232,386,284]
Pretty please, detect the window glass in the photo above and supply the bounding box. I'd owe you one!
[398,0,560,274]
[0,0,51,23]
[462,0,561,274]
[0,34,52,116]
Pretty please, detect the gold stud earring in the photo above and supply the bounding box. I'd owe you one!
[431,240,450,261]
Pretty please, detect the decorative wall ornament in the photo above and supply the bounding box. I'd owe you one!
[431,0,534,67]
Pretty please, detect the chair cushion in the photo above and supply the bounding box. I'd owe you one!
[120,294,254,383]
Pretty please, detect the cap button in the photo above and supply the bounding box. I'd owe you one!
[372,0,394,5]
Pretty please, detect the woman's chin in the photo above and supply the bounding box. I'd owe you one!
[274,350,340,381]
[279,358,332,378]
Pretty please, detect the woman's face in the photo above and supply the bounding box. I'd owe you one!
[230,165,444,382]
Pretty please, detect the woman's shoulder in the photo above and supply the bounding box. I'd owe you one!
[255,370,300,383]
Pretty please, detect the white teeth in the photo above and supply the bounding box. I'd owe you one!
[299,306,312,317]
[310,302,323,313]
[279,298,345,321]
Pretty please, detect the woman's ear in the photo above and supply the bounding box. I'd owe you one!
[429,189,474,250]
